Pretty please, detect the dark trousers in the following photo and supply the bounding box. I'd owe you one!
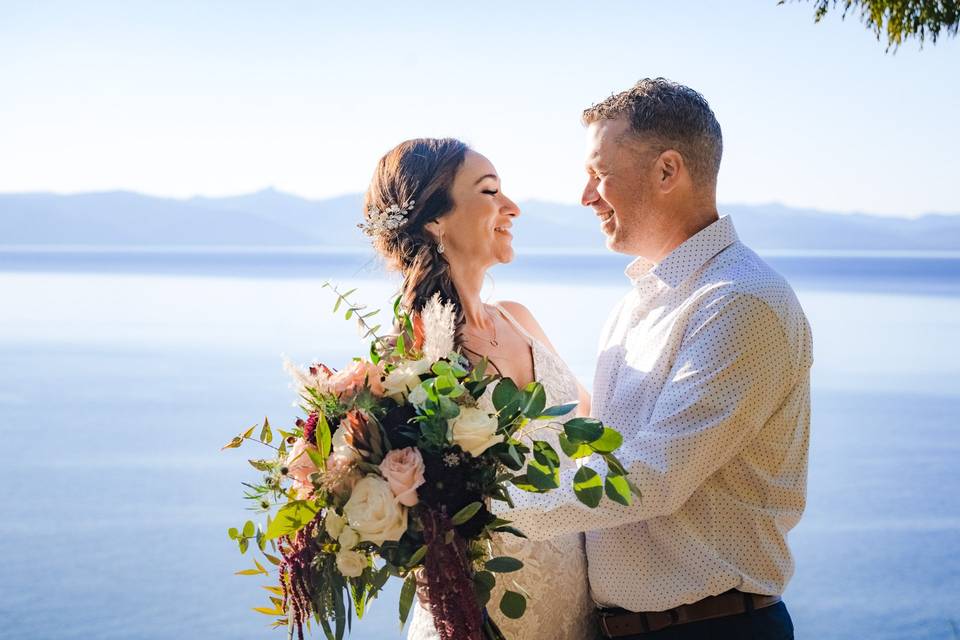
[612,601,794,640]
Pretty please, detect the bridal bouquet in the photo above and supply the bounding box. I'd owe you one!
[224,284,639,640]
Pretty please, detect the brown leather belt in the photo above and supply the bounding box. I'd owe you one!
[597,590,782,637]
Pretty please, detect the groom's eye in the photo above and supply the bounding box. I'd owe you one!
[482,189,499,196]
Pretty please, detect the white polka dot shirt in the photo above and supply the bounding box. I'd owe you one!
[498,215,813,612]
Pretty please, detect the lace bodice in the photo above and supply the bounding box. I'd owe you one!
[407,305,598,640]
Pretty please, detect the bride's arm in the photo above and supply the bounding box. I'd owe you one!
[497,301,591,416]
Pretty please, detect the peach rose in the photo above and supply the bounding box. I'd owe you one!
[378,447,426,507]
[286,438,320,498]
[328,360,384,398]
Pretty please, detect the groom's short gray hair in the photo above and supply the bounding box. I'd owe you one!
[583,78,723,188]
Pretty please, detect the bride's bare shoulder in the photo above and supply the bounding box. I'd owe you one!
[495,300,556,351]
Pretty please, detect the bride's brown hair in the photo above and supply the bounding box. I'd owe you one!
[364,137,469,342]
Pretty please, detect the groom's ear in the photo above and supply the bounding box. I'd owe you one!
[655,150,684,193]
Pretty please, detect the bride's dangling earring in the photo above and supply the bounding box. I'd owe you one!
[437,233,445,254]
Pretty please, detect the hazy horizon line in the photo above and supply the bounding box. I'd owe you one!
[0,186,956,220]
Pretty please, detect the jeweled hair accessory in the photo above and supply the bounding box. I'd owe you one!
[357,199,416,237]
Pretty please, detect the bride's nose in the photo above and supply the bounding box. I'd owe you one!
[502,195,520,217]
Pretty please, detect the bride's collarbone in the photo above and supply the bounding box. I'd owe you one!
[462,331,535,388]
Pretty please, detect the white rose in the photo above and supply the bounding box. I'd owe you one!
[325,510,346,539]
[448,407,503,457]
[330,428,361,463]
[382,358,432,403]
[338,526,360,550]
[343,476,408,545]
[335,549,366,578]
[407,384,429,409]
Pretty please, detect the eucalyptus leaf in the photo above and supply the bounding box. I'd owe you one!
[485,556,524,573]
[563,417,604,444]
[510,473,540,493]
[558,433,593,459]
[243,520,255,538]
[492,378,519,411]
[525,459,560,491]
[491,442,525,471]
[499,590,527,619]
[537,401,579,418]
[531,440,560,470]
[260,418,273,444]
[520,383,547,418]
[605,473,633,506]
[602,452,629,476]
[573,465,603,508]
[588,427,623,454]
[474,570,496,591]
[437,395,461,420]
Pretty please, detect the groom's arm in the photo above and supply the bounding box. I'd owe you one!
[495,292,799,540]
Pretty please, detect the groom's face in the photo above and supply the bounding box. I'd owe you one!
[581,116,656,256]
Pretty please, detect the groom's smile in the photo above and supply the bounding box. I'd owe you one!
[596,209,616,234]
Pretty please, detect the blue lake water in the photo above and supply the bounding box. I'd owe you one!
[0,249,958,640]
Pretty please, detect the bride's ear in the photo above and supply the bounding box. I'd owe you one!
[423,219,442,243]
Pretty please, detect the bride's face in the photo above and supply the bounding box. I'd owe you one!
[428,150,520,269]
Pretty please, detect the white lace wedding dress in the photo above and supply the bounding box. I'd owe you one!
[407,305,598,640]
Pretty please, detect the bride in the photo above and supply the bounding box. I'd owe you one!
[360,138,598,640]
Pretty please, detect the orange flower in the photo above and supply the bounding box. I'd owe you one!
[412,314,426,352]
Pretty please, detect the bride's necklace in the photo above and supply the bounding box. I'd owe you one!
[463,307,499,347]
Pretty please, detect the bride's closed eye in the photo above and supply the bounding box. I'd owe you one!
[482,189,499,196]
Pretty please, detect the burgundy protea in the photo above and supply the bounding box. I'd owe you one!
[340,409,384,462]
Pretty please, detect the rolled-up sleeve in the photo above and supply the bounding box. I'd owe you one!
[496,293,797,540]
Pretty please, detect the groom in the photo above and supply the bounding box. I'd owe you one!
[502,78,812,639]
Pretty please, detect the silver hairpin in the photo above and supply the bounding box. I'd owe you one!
[357,199,416,237]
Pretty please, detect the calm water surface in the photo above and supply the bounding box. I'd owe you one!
[0,250,958,639]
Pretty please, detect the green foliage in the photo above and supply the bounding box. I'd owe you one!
[573,466,604,507]
[499,590,527,619]
[451,501,483,525]
[485,556,524,573]
[473,570,496,606]
[604,473,633,506]
[263,500,319,540]
[783,0,959,50]
[398,573,417,629]
[563,417,605,444]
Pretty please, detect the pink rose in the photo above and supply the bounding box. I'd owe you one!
[378,447,425,507]
[328,360,385,398]
[286,438,320,497]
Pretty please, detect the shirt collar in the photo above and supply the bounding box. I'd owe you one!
[625,215,739,289]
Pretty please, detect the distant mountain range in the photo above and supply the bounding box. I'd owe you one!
[1,188,958,251]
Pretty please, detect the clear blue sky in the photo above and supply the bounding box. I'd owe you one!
[2,0,957,217]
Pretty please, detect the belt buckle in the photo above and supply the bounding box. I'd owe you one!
[597,610,615,638]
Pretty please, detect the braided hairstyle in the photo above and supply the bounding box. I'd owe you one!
[363,138,470,345]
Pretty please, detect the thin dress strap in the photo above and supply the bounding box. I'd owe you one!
[492,303,535,346]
